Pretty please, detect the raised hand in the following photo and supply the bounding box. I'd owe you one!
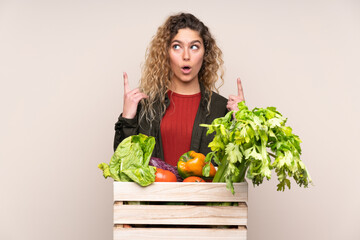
[122,72,148,119]
[227,77,245,112]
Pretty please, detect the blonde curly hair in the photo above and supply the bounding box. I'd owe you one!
[139,13,224,123]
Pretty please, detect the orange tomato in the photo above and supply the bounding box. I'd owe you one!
[183,176,206,182]
[155,168,177,182]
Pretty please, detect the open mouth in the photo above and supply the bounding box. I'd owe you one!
[181,66,191,74]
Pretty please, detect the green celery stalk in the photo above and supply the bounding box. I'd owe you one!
[202,101,312,194]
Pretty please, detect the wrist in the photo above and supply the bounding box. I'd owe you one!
[121,112,136,119]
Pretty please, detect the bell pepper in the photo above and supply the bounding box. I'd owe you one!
[177,151,216,179]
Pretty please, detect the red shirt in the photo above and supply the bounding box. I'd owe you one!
[160,91,201,166]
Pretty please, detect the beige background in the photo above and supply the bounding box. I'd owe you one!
[1,0,359,239]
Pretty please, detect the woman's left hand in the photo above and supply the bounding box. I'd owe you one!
[227,77,245,112]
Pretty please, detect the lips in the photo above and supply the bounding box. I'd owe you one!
[181,66,191,74]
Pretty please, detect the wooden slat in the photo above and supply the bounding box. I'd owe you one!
[113,226,247,240]
[113,182,248,202]
[114,203,247,225]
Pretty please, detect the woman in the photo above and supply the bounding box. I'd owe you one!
[114,13,244,166]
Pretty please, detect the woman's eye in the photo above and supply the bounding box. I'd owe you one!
[191,45,199,50]
[173,44,181,50]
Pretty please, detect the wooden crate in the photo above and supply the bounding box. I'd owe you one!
[113,182,248,240]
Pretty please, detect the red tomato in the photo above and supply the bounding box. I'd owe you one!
[155,168,177,182]
[183,176,206,182]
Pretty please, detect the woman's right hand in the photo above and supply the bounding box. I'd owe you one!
[122,72,148,119]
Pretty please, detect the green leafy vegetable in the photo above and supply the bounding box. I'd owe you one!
[98,134,156,186]
[201,101,312,194]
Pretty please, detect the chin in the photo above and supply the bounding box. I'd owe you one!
[181,76,197,83]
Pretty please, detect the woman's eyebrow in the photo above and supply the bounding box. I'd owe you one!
[171,39,203,44]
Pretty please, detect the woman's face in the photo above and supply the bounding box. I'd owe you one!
[168,28,205,89]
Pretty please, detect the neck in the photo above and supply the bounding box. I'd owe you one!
[169,79,201,95]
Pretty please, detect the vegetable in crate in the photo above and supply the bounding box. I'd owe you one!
[177,150,216,179]
[98,134,156,186]
[183,176,206,182]
[201,101,312,194]
[149,157,183,182]
[155,168,177,182]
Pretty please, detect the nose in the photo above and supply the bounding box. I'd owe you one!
[183,48,190,61]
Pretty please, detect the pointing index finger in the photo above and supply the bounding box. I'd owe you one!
[237,77,245,100]
[123,72,129,93]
